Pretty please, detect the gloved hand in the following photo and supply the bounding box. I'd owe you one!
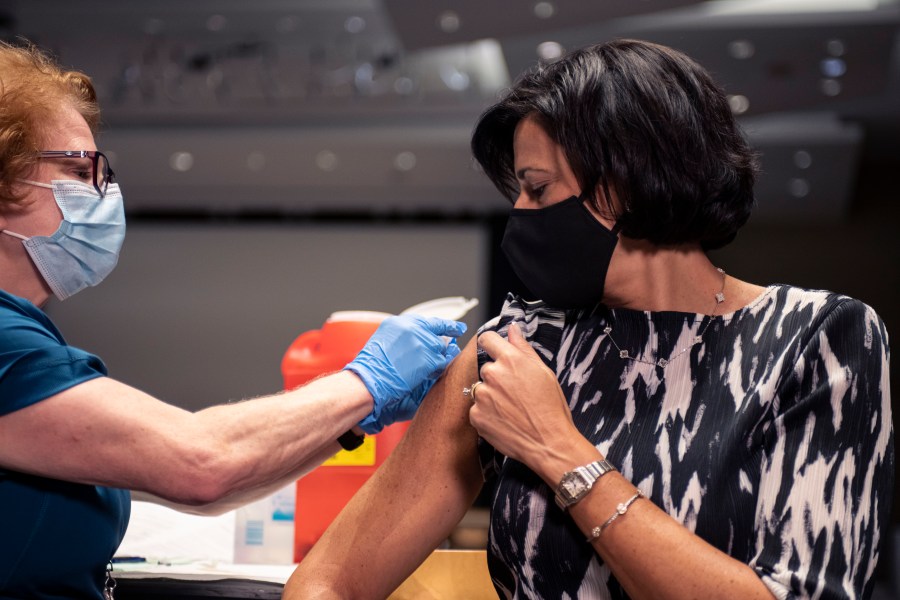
[345,315,466,434]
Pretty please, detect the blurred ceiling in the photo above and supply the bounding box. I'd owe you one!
[1,0,898,219]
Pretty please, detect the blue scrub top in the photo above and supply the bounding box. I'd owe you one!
[0,290,131,599]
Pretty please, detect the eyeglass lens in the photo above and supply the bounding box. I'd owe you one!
[95,153,111,195]
[38,151,113,197]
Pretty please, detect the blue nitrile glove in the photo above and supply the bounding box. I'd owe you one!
[345,315,466,434]
[383,338,461,425]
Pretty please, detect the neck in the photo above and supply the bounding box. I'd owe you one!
[602,239,747,314]
[0,280,51,307]
[0,274,51,307]
[0,240,51,307]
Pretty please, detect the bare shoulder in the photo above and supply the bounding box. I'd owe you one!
[406,337,480,441]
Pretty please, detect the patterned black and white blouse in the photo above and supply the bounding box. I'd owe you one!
[476,285,893,600]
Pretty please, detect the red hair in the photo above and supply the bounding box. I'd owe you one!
[0,41,100,206]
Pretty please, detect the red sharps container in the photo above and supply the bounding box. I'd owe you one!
[281,310,410,562]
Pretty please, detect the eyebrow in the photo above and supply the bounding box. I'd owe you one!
[515,167,552,180]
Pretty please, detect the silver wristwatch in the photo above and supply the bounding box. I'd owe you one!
[555,459,616,510]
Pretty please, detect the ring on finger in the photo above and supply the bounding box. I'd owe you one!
[463,381,483,403]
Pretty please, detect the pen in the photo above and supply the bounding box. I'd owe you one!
[111,556,147,563]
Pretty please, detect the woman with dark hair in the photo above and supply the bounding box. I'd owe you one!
[285,39,892,599]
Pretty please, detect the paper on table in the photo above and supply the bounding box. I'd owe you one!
[112,560,294,583]
[115,501,236,564]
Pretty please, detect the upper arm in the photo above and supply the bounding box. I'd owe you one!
[0,299,201,495]
[0,376,207,496]
[284,338,484,600]
[753,300,892,598]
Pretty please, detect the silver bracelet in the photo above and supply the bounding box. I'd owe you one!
[586,489,644,542]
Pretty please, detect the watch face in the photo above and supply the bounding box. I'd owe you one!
[561,472,589,499]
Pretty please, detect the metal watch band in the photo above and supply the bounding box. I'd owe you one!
[555,459,617,510]
[583,459,616,480]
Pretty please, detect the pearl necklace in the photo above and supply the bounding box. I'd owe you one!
[603,267,726,369]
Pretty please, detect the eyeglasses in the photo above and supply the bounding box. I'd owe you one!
[38,150,116,198]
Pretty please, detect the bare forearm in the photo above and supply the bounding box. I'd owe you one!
[585,490,774,600]
[530,445,774,600]
[182,370,372,503]
[133,441,339,516]
[0,371,371,506]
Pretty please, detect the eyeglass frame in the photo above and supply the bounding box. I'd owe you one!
[37,150,116,198]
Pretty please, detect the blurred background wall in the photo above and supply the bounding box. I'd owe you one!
[2,0,897,590]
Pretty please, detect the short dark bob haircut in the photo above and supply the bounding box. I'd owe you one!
[471,39,758,250]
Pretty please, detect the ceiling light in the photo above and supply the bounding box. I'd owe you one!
[826,39,846,57]
[206,14,227,32]
[793,150,812,170]
[170,152,194,172]
[728,39,755,60]
[788,178,810,198]
[345,16,366,34]
[316,150,338,171]
[820,79,842,96]
[537,41,564,61]
[437,11,461,33]
[246,151,266,172]
[394,151,417,172]
[727,94,750,114]
[820,58,846,78]
[534,2,556,19]
[394,77,415,95]
[440,65,470,91]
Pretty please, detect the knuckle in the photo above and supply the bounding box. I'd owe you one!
[480,364,495,380]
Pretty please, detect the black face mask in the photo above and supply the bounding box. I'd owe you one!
[500,195,620,309]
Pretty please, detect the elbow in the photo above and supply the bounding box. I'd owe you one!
[173,483,228,508]
[283,582,339,600]
[152,440,239,506]
[285,565,355,600]
[181,446,238,506]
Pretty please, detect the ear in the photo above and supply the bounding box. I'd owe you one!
[586,182,621,230]
[591,180,623,216]
[0,187,34,234]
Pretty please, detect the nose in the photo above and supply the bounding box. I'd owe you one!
[512,191,538,210]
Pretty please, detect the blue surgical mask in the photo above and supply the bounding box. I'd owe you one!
[1,179,126,301]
